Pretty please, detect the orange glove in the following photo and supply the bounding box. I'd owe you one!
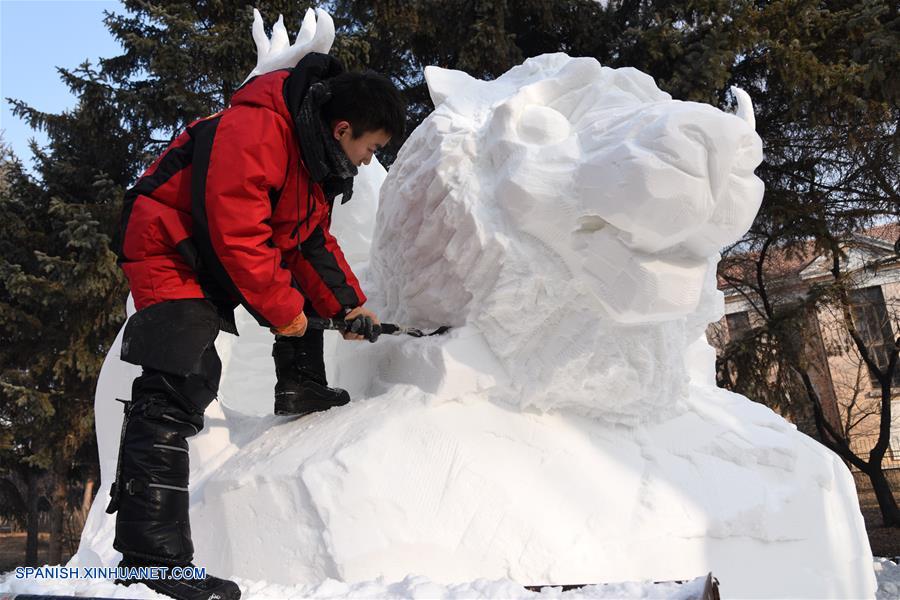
[271,312,308,337]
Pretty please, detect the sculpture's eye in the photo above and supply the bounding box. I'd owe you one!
[517,104,570,145]
[575,215,607,234]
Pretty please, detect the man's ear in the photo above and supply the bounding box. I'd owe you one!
[332,120,351,140]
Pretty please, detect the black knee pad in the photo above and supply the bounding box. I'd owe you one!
[121,299,221,377]
[121,298,222,415]
[133,363,219,417]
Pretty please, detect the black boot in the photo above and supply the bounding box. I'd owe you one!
[272,333,350,416]
[106,368,222,581]
[107,389,200,564]
[116,556,240,600]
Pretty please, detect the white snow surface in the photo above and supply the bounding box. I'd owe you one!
[874,557,900,599]
[3,54,877,599]
[0,572,714,600]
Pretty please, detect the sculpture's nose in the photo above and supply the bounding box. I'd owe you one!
[647,106,760,202]
[574,102,762,254]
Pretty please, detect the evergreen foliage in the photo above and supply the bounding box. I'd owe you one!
[0,0,318,558]
[330,0,614,143]
[723,1,898,526]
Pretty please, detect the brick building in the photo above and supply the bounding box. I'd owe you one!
[712,223,900,468]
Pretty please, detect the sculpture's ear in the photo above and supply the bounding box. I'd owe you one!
[295,8,316,46]
[307,8,334,55]
[730,86,756,130]
[269,14,290,55]
[425,66,481,108]
[251,9,270,58]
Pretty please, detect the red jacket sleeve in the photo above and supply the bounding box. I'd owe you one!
[285,219,367,319]
[202,105,303,328]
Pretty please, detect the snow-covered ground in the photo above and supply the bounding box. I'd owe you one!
[874,558,900,600]
[2,561,900,599]
[0,571,707,599]
[1,10,883,600]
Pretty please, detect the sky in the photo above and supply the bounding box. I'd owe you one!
[1,0,121,169]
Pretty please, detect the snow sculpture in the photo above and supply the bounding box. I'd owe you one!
[333,55,870,596]
[69,21,874,600]
[370,55,765,422]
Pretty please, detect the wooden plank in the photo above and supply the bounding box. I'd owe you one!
[523,572,720,598]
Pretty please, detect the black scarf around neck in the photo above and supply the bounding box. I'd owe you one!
[296,81,357,205]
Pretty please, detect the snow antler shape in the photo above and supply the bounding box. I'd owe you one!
[242,7,335,85]
[730,86,756,130]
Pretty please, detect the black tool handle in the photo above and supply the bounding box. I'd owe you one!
[306,317,398,336]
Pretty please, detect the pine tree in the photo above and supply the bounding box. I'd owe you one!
[0,0,329,562]
[713,0,899,526]
[0,86,129,558]
[0,139,50,565]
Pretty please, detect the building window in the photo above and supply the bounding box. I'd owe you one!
[848,286,900,389]
[726,311,751,341]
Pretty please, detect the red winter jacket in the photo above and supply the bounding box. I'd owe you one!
[117,62,365,330]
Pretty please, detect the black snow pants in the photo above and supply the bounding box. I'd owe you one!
[272,302,327,386]
[106,299,222,566]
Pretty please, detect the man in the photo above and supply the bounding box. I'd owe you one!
[107,53,405,600]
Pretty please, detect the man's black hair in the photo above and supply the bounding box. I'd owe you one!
[321,71,406,141]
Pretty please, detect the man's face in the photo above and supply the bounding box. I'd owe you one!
[333,122,391,167]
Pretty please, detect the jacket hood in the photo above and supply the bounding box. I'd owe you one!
[230,52,345,140]
[230,68,292,122]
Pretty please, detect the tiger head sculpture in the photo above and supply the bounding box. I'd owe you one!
[369,53,763,422]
